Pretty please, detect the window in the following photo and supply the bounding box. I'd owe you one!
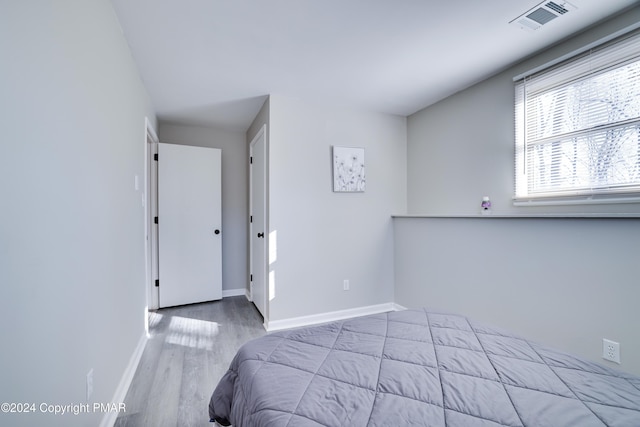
[514,29,640,204]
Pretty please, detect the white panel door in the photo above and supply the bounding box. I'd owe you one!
[250,127,267,318]
[158,143,222,308]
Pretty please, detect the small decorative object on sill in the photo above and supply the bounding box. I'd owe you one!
[481,196,492,215]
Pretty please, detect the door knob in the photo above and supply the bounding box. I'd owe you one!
[257,232,264,238]
[214,229,220,235]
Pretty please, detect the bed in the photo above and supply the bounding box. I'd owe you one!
[208,308,640,426]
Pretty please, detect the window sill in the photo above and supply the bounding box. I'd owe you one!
[513,196,640,207]
[392,213,640,219]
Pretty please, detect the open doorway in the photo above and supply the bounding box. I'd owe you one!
[249,125,267,321]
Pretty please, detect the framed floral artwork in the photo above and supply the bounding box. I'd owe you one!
[332,146,365,192]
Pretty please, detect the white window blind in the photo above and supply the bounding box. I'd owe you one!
[514,29,640,203]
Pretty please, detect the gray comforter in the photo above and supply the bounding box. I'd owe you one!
[209,309,640,426]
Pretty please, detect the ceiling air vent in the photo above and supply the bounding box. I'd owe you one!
[510,1,576,32]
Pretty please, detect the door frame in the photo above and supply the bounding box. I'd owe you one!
[249,124,268,321]
[144,118,160,313]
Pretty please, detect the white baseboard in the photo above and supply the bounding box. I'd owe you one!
[265,302,402,332]
[392,303,408,311]
[222,288,247,298]
[100,333,147,427]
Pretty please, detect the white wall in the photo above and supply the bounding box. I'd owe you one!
[159,123,248,294]
[267,95,407,322]
[400,9,640,376]
[394,217,640,376]
[0,1,155,425]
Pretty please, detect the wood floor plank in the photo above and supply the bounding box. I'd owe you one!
[144,340,185,426]
[177,346,212,427]
[118,335,164,415]
[116,296,265,427]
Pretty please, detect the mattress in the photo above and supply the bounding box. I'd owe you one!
[209,308,640,426]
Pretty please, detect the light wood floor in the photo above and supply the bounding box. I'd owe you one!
[115,296,266,427]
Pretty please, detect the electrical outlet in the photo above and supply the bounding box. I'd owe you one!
[343,279,350,291]
[86,369,94,401]
[602,339,620,364]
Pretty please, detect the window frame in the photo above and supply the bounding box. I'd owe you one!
[513,26,640,206]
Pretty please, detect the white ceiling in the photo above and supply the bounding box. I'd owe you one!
[110,0,638,131]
